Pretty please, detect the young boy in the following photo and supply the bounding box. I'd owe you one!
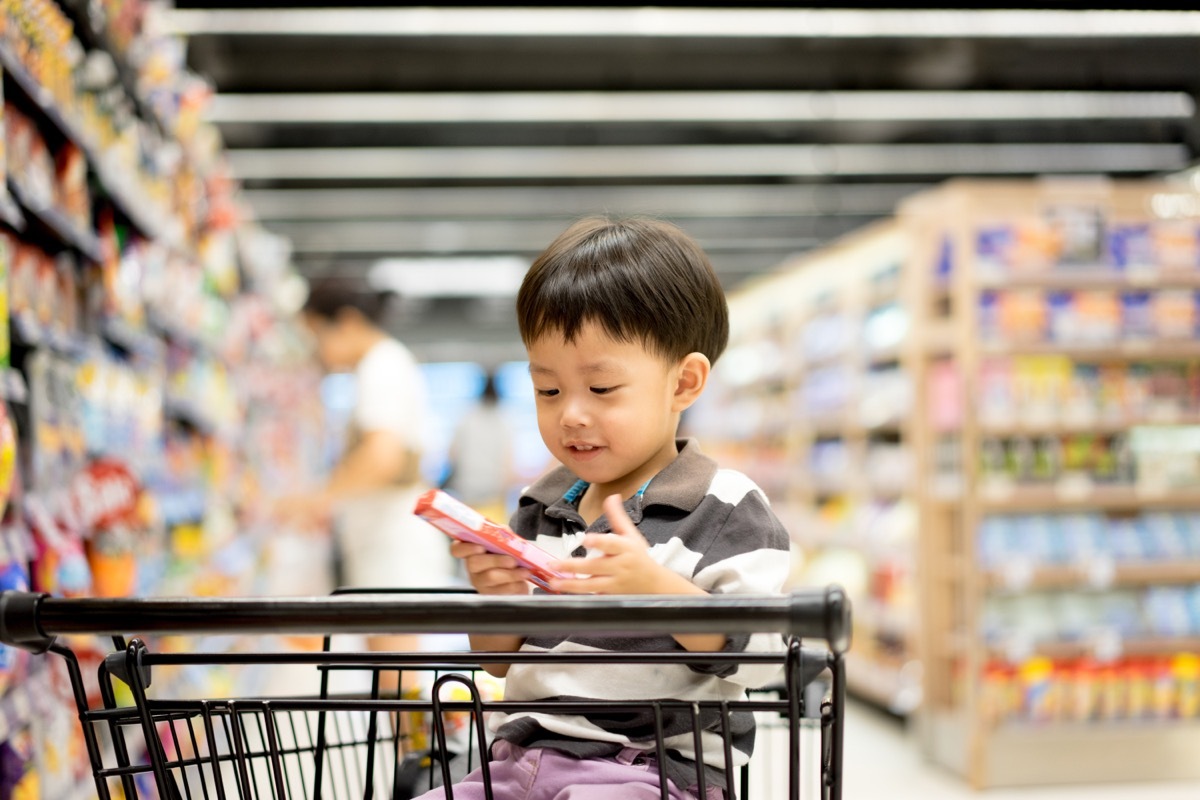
[431,216,791,799]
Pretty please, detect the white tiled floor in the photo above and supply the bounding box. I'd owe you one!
[842,700,1200,799]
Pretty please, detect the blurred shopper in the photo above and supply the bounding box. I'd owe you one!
[442,370,516,521]
[278,280,456,671]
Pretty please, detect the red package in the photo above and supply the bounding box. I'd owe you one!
[414,488,568,593]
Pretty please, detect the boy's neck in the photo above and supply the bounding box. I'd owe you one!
[575,437,683,526]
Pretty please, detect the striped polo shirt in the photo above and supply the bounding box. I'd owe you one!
[490,438,792,789]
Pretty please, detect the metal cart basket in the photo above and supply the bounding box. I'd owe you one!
[0,588,850,800]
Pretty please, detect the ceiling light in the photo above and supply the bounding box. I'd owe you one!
[168,8,1200,39]
[208,91,1193,125]
[367,256,529,298]
[227,143,1187,181]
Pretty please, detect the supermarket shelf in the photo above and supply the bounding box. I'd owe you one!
[977,483,1200,511]
[988,636,1200,662]
[985,560,1200,592]
[0,43,92,151]
[856,600,914,641]
[11,313,94,358]
[845,654,922,715]
[58,0,173,140]
[979,414,1200,437]
[926,709,1200,786]
[978,268,1200,291]
[101,317,166,360]
[7,179,104,263]
[0,665,48,742]
[0,191,24,231]
[0,368,28,404]
[981,339,1200,361]
[0,42,179,246]
[866,344,904,366]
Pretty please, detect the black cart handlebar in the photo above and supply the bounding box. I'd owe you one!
[0,588,850,655]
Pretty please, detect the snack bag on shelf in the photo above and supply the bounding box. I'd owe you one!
[1173,653,1200,718]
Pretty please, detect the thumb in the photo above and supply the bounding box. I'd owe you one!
[603,494,645,541]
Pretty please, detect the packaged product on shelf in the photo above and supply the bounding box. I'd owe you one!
[1045,203,1106,266]
[976,219,1062,277]
[1120,291,1155,341]
[54,141,89,231]
[1151,289,1197,339]
[8,241,37,336]
[0,235,8,369]
[1000,290,1050,343]
[1152,220,1200,271]
[0,542,31,696]
[0,728,37,799]
[1175,654,1200,718]
[0,404,16,520]
[1109,223,1157,272]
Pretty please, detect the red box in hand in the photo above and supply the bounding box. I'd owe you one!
[414,489,568,593]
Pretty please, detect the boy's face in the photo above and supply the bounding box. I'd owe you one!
[527,321,704,497]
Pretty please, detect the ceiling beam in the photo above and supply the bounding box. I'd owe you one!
[169,8,1200,39]
[266,215,867,256]
[240,184,925,221]
[208,91,1193,125]
[228,143,1187,181]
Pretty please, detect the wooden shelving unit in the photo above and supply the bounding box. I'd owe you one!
[690,219,924,716]
[900,179,1200,788]
[694,177,1200,787]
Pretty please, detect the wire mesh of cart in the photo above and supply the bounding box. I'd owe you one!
[0,587,850,800]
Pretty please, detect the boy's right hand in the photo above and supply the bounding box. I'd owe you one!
[450,541,533,596]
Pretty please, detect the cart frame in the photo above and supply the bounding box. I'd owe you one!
[0,588,849,800]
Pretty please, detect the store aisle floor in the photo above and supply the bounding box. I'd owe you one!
[842,700,1200,800]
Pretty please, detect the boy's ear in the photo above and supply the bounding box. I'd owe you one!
[671,352,711,412]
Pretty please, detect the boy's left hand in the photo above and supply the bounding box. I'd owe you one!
[549,494,695,595]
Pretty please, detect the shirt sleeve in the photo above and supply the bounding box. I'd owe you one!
[687,484,792,686]
[355,342,427,446]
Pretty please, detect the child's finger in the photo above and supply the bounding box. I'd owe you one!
[551,555,616,576]
[549,575,601,594]
[582,533,632,554]
[449,541,488,559]
[602,495,648,544]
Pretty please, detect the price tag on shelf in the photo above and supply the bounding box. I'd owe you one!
[1062,405,1097,430]
[999,556,1035,591]
[1135,480,1170,500]
[1091,628,1124,663]
[1055,474,1094,502]
[981,476,1016,502]
[1084,555,1117,589]
[1146,404,1182,425]
[1003,632,1036,665]
[1124,265,1160,288]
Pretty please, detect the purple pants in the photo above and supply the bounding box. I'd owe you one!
[411,739,724,800]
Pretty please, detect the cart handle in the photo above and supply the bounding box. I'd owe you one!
[0,588,850,654]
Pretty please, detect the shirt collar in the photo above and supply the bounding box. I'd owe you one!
[520,438,717,517]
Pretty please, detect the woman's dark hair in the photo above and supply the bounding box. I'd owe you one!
[302,278,394,325]
[516,216,729,363]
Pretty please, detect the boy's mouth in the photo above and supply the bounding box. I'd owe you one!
[566,443,604,459]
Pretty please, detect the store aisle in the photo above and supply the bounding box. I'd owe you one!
[842,701,1200,800]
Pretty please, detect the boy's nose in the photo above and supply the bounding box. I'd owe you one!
[560,397,591,428]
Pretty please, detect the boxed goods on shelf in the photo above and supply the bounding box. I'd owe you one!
[904,179,1200,788]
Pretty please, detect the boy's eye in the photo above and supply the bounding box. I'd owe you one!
[536,388,559,397]
[590,386,615,395]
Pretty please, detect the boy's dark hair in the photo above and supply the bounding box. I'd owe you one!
[302,278,394,325]
[516,216,729,363]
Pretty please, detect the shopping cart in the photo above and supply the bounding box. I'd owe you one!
[0,587,850,800]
